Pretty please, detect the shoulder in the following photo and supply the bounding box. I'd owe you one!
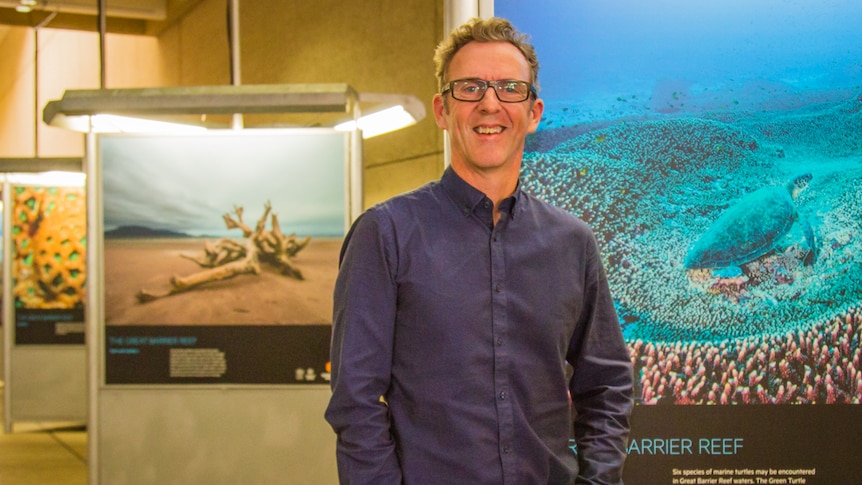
[357,181,447,226]
[369,180,444,217]
[341,181,445,269]
[348,180,444,238]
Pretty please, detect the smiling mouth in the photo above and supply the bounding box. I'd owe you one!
[475,126,504,134]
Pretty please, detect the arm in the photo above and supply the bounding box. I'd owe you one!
[324,210,403,484]
[567,232,634,485]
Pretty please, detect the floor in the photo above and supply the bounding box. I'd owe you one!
[0,382,88,485]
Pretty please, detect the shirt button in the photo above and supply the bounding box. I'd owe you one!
[483,200,491,208]
[500,391,507,400]
[502,445,511,453]
[494,284,501,293]
[496,338,503,346]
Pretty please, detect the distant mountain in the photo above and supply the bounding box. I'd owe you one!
[104,225,192,239]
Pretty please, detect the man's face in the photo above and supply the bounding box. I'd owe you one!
[433,41,544,177]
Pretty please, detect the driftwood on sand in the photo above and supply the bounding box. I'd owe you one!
[137,202,310,303]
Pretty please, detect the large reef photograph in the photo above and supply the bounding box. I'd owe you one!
[499,0,862,405]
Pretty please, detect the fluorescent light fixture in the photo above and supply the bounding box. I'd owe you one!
[58,114,207,133]
[0,0,166,19]
[334,93,426,139]
[42,84,425,137]
[335,105,417,138]
[43,84,359,133]
[0,157,83,173]
[6,171,86,187]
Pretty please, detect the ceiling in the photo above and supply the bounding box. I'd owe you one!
[0,0,205,35]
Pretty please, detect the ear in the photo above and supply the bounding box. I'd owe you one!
[526,97,544,134]
[432,93,448,130]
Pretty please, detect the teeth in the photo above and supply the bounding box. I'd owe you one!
[476,126,502,134]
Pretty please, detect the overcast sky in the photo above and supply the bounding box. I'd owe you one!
[100,130,347,238]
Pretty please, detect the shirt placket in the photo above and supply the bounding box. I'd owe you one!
[490,211,516,483]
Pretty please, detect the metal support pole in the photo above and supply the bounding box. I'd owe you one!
[230,0,243,129]
[99,0,107,89]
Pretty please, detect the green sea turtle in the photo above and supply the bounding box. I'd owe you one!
[684,173,816,270]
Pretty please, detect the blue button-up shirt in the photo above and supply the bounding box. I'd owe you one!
[326,167,633,484]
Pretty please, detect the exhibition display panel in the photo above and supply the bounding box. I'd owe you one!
[2,167,88,431]
[88,128,358,484]
[99,130,344,385]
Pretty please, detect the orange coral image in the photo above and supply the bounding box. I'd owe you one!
[12,185,87,309]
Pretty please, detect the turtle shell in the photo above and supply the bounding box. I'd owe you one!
[684,186,797,269]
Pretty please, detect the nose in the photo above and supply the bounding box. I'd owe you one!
[477,87,503,111]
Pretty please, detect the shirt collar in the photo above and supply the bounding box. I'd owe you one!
[441,166,521,219]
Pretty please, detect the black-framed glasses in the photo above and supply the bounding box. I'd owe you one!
[441,78,537,103]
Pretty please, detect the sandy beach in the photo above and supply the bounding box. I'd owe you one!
[104,238,341,326]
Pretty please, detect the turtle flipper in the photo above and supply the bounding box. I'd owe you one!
[801,215,818,266]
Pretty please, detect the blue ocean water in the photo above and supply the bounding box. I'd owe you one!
[497,0,862,122]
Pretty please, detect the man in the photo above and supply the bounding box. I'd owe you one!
[325,16,633,485]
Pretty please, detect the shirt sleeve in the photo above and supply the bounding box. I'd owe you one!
[324,209,403,484]
[567,230,634,485]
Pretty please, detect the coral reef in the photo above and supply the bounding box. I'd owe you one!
[630,306,862,404]
[521,92,862,404]
[12,186,87,309]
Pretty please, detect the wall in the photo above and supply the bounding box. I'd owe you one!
[0,0,444,207]
[35,28,101,157]
[0,26,36,158]
[236,0,444,205]
[0,25,160,158]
